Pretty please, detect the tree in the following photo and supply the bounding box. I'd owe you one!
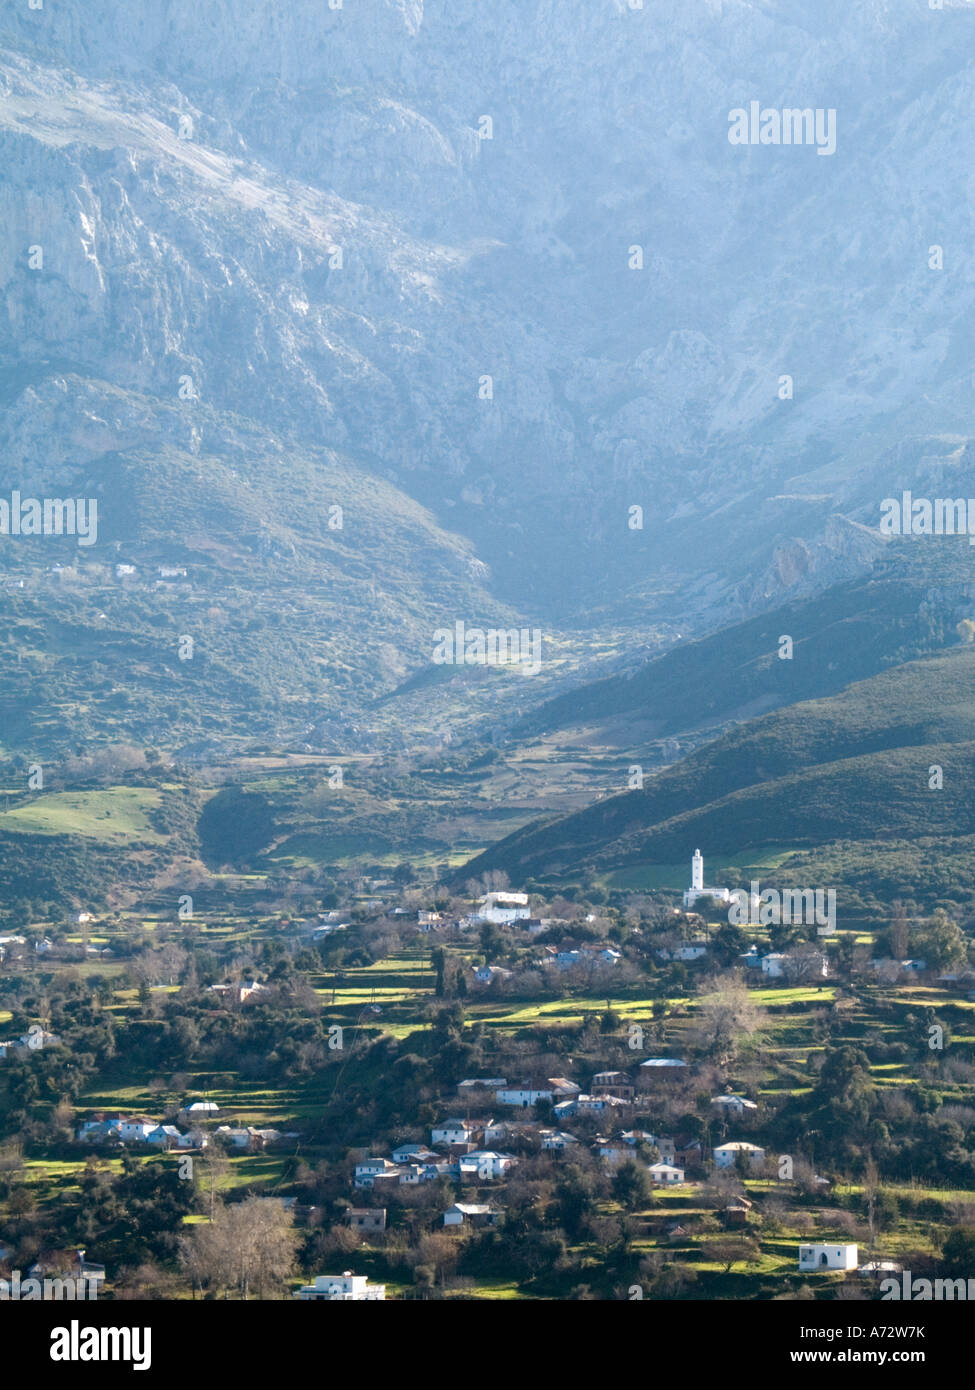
[912,909,966,971]
[432,948,446,998]
[479,923,503,963]
[197,787,276,868]
[178,1197,298,1299]
[696,973,766,1062]
[780,946,828,985]
[888,901,910,961]
[941,1227,975,1278]
[712,923,749,965]
[701,1237,761,1273]
[612,1160,652,1211]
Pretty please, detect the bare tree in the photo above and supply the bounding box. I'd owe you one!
[178,1197,299,1299]
[695,973,766,1063]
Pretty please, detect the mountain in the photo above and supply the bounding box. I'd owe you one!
[462,638,975,907]
[5,0,975,764]
[515,538,975,747]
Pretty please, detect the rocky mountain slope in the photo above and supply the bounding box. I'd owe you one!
[4,0,975,759]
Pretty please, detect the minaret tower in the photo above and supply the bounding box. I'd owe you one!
[691,849,703,892]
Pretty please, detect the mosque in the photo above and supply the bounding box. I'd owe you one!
[682,849,731,909]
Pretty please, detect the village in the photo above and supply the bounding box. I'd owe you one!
[0,851,972,1301]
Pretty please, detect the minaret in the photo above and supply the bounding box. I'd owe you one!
[692,849,703,892]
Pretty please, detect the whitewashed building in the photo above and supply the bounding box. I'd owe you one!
[296,1271,386,1300]
[713,1141,766,1170]
[474,892,531,925]
[799,1243,858,1272]
[648,1162,685,1184]
[682,850,730,909]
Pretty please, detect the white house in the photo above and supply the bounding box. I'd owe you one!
[761,952,828,979]
[431,1119,478,1146]
[656,941,710,962]
[682,849,730,909]
[77,1118,121,1143]
[713,1141,766,1170]
[392,1143,437,1164]
[457,1150,517,1180]
[540,1129,579,1150]
[354,1158,398,1187]
[473,965,513,986]
[458,1077,507,1094]
[117,1119,156,1143]
[296,1271,386,1300]
[799,1243,858,1272]
[594,946,622,964]
[443,1203,499,1228]
[575,1094,620,1114]
[396,1164,427,1185]
[711,1094,758,1114]
[495,1085,552,1108]
[474,892,531,925]
[640,1058,687,1071]
[147,1125,183,1148]
[648,1162,685,1185]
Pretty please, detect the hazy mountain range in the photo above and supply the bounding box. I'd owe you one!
[4,0,975,759]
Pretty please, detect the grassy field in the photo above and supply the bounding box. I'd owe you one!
[0,787,165,845]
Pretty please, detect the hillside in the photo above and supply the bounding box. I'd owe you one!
[463,643,975,904]
[6,0,975,740]
[517,539,975,746]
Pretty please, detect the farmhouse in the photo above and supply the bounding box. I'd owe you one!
[146,1125,183,1149]
[648,1162,685,1185]
[473,892,531,925]
[472,965,513,986]
[391,1143,437,1164]
[760,952,828,979]
[713,1141,766,1170]
[711,1094,758,1114]
[354,1158,398,1188]
[345,1208,386,1233]
[495,1084,552,1107]
[443,1204,499,1228]
[539,1129,579,1150]
[29,1248,105,1291]
[656,941,709,962]
[591,1071,635,1099]
[296,1271,386,1300]
[431,1119,478,1146]
[457,1151,517,1180]
[117,1119,155,1143]
[799,1243,858,1272]
[179,1100,219,1119]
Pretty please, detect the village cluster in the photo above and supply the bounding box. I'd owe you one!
[3,851,967,1302]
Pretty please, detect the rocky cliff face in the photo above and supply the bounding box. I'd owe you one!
[2,0,975,700]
